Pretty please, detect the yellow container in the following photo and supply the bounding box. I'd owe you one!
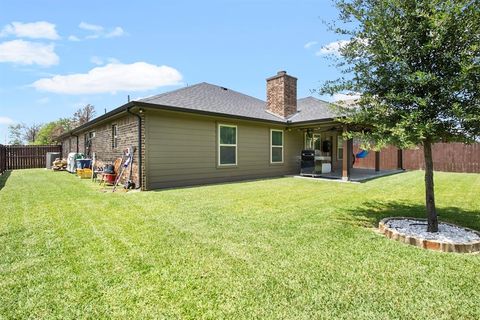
[79,169,92,179]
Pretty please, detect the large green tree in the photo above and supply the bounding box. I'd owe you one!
[35,118,73,145]
[323,0,480,232]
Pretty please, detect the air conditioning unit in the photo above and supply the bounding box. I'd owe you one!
[46,152,61,169]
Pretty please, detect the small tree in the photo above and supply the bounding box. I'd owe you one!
[23,123,42,144]
[323,0,480,232]
[8,124,23,145]
[73,104,96,127]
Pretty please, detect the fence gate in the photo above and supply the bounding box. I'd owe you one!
[0,145,62,171]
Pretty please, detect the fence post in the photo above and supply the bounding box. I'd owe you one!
[375,151,381,172]
[0,144,5,175]
[397,149,403,170]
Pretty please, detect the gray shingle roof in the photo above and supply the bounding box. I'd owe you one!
[139,83,284,122]
[138,82,336,123]
[291,97,339,122]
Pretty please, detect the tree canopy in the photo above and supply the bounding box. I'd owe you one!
[7,104,95,146]
[323,0,480,232]
[34,118,73,145]
[72,104,96,127]
[324,0,480,148]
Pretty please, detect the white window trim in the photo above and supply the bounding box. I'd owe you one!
[218,124,238,166]
[270,129,284,164]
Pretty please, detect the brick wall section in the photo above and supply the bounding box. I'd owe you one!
[62,136,78,158]
[266,71,297,118]
[61,139,69,158]
[61,114,142,188]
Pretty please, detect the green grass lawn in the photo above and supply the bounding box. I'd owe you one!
[0,169,479,319]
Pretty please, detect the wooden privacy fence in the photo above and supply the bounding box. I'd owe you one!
[353,142,480,173]
[403,143,480,173]
[1,145,62,171]
[353,144,401,170]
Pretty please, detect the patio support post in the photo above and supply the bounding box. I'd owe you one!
[375,151,380,172]
[342,143,348,180]
[397,149,403,170]
[341,127,351,181]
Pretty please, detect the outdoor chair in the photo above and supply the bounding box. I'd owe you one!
[98,158,122,186]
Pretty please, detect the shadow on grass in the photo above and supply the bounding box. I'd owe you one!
[342,200,480,231]
[0,170,11,191]
[149,176,287,192]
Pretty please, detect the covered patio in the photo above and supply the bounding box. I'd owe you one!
[290,120,404,182]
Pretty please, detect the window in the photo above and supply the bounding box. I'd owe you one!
[218,124,237,166]
[112,125,118,149]
[337,135,344,160]
[270,129,284,163]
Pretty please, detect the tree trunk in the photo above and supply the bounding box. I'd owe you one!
[423,140,438,232]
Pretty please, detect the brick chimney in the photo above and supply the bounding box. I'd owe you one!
[266,71,297,118]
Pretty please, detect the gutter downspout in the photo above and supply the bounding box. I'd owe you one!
[126,106,143,190]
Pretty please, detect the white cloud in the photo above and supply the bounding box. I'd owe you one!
[0,116,15,125]
[107,57,120,64]
[0,40,59,66]
[304,41,317,49]
[79,22,103,32]
[0,21,59,40]
[333,93,361,101]
[68,35,80,41]
[316,40,350,56]
[71,22,125,40]
[32,62,183,94]
[90,56,103,65]
[106,27,125,38]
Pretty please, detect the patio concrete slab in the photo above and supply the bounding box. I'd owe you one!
[291,168,405,183]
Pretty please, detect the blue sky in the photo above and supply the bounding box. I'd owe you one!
[0,0,350,143]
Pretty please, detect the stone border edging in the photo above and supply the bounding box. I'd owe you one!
[379,217,480,253]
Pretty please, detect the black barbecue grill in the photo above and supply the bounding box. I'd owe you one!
[300,149,315,175]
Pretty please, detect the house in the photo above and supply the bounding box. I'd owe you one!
[60,71,400,190]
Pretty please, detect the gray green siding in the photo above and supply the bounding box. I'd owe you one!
[145,110,303,189]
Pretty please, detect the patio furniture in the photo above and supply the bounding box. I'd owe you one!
[356,150,369,158]
[98,158,123,186]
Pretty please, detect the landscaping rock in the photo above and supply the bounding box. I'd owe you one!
[379,217,480,253]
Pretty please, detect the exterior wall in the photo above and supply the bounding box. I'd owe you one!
[145,110,303,189]
[61,138,70,158]
[266,71,297,118]
[61,136,78,158]
[60,114,141,188]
